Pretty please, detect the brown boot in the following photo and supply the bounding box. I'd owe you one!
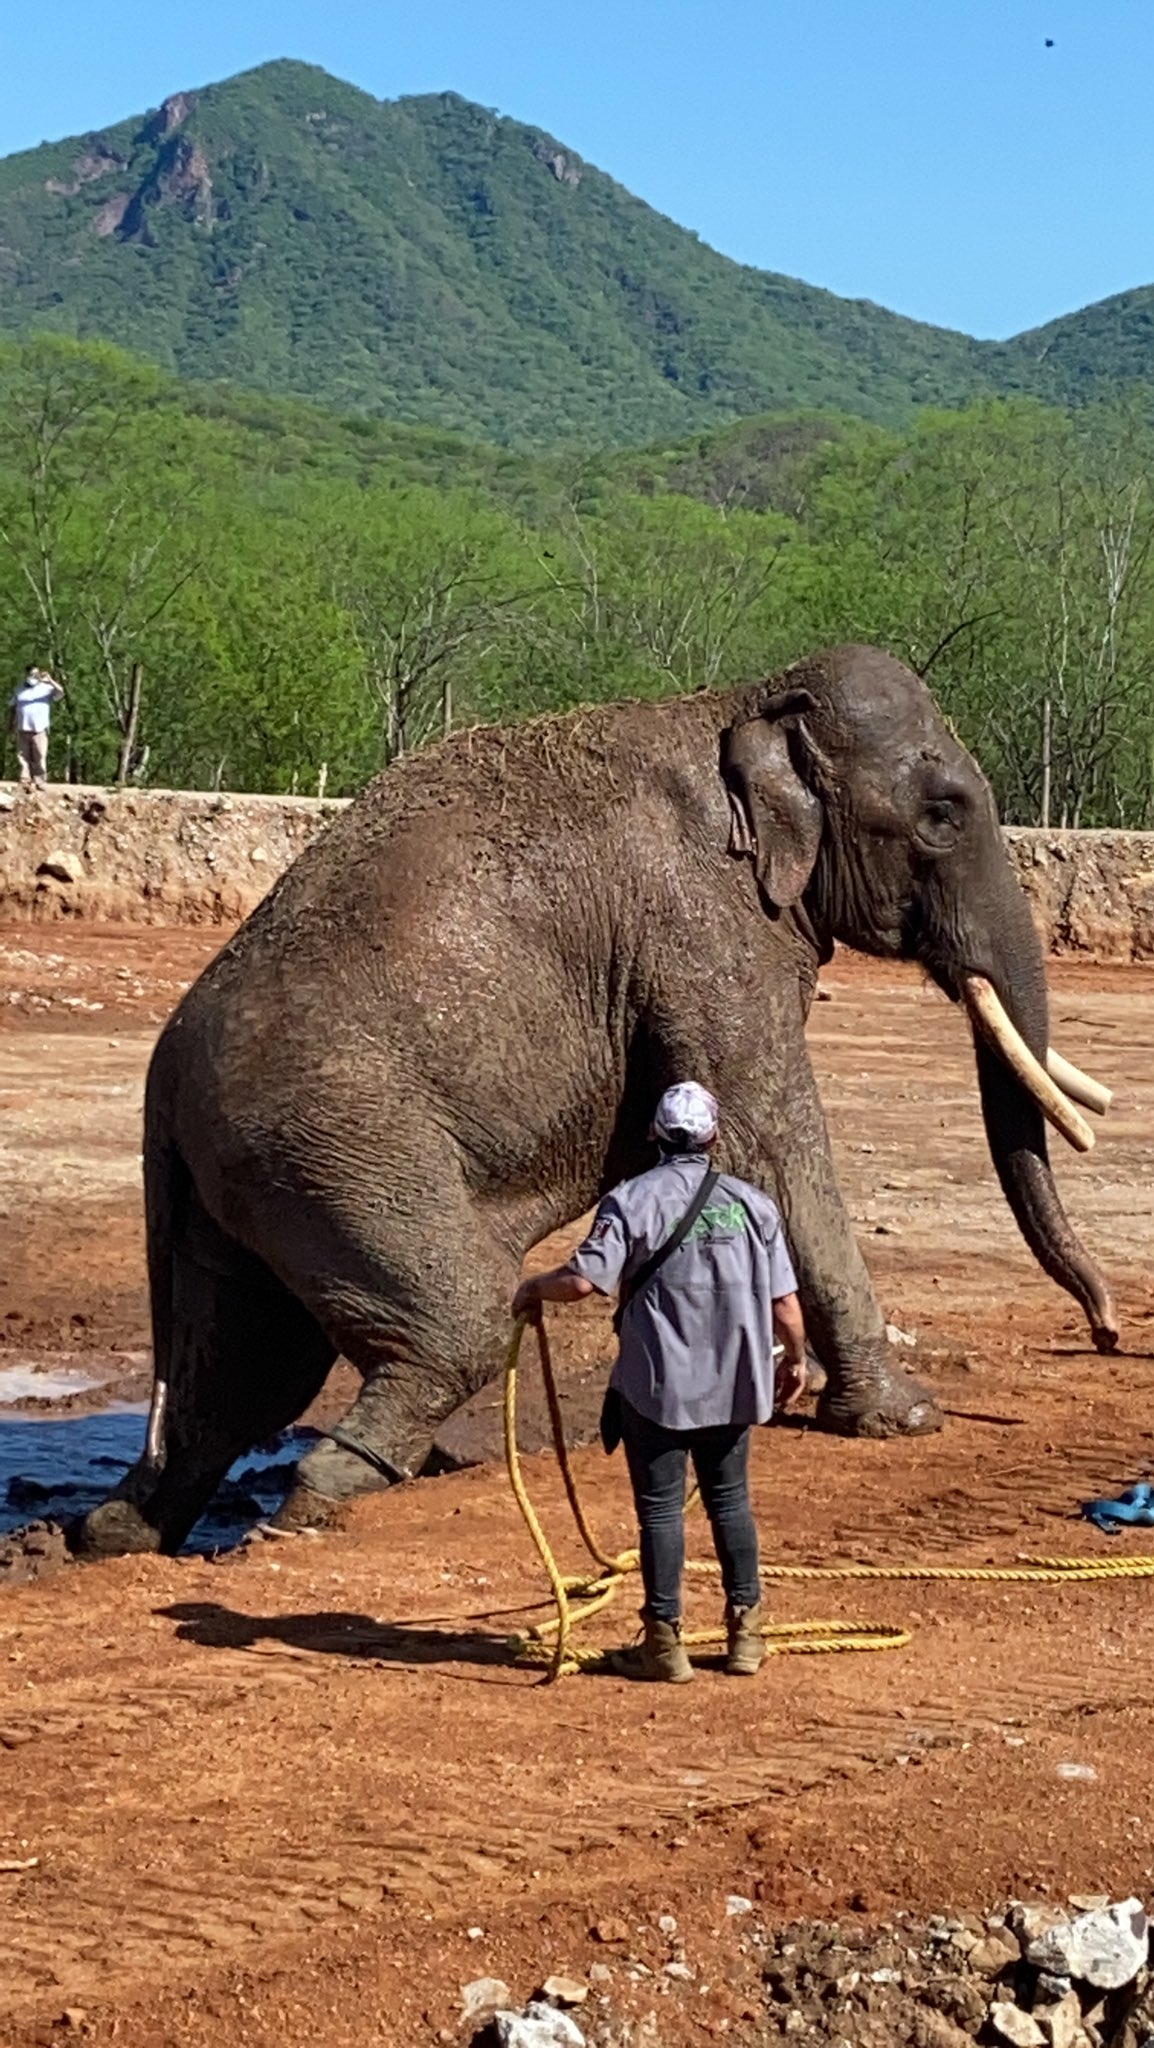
[608,1614,694,1683]
[725,1601,765,1677]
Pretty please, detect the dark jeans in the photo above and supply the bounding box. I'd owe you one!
[619,1398,761,1624]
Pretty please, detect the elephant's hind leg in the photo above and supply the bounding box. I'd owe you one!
[71,1195,335,1558]
[268,1176,521,1527]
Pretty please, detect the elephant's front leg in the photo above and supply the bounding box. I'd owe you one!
[760,1027,942,1437]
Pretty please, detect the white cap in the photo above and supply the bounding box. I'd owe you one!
[653,1081,719,1148]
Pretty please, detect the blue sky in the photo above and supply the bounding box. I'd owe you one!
[1,0,1150,340]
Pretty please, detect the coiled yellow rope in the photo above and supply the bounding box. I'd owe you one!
[504,1314,1154,1681]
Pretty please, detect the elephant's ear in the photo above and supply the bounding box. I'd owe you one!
[721,688,822,909]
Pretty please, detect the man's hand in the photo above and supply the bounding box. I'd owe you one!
[772,1291,810,1411]
[511,1276,544,1323]
[511,1266,595,1320]
[775,1350,808,1411]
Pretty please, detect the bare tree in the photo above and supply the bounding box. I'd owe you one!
[0,345,131,676]
[530,494,785,697]
[0,344,198,780]
[343,549,542,762]
[77,516,197,784]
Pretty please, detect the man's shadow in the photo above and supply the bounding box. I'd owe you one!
[159,1601,522,1669]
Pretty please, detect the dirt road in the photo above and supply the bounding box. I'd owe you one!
[0,928,1152,2046]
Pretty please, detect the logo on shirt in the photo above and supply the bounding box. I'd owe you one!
[688,1201,749,1239]
[591,1216,613,1242]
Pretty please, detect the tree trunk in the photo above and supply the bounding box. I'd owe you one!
[1039,694,1051,828]
[115,663,143,788]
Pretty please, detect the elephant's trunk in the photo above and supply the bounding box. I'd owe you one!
[949,879,1118,1353]
[972,1039,1118,1351]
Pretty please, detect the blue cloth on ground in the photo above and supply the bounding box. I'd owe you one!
[1081,1479,1154,1533]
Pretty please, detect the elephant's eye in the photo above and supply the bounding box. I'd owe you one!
[917,793,967,852]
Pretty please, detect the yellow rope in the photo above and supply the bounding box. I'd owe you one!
[504,1315,1154,1681]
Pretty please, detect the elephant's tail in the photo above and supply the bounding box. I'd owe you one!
[141,1073,190,1468]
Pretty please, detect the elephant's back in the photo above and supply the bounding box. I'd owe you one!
[241,687,721,939]
[150,689,723,1178]
[171,690,710,1013]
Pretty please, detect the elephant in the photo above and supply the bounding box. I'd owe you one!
[71,643,1118,1559]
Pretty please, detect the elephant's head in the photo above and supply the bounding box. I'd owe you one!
[721,643,1118,1353]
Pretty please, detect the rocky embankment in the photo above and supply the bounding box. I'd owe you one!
[463,1896,1154,2048]
[1003,829,1154,961]
[0,784,346,924]
[0,786,1152,958]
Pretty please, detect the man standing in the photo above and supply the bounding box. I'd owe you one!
[512,1081,808,1684]
[9,664,64,787]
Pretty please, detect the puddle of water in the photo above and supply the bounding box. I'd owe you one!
[0,1407,311,1553]
[0,1365,110,1403]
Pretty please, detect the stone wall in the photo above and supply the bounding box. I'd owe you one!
[0,784,348,925]
[1003,827,1154,961]
[1,783,1153,959]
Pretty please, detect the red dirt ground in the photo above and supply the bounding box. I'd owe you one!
[0,926,1152,2046]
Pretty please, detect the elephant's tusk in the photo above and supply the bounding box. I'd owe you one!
[144,1374,168,1466]
[1046,1047,1113,1116]
[962,976,1095,1155]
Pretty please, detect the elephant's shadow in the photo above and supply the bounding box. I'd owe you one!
[159,1600,522,1669]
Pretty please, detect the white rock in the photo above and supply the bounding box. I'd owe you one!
[886,1323,918,1348]
[725,1895,753,1917]
[1024,1898,1149,1990]
[540,1977,588,2007]
[1035,1972,1074,2002]
[37,851,84,884]
[658,1913,678,1936]
[495,2002,585,2048]
[664,1961,694,1981]
[990,2004,1045,2046]
[461,1977,512,2022]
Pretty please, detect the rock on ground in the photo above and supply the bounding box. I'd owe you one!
[1022,1898,1149,1991]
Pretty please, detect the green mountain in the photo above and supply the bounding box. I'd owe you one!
[0,59,1148,447]
[997,288,1154,406]
[0,59,993,446]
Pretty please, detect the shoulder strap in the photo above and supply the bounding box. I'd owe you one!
[615,1167,720,1328]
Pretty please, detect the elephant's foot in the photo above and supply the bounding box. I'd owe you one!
[816,1360,943,1438]
[272,1479,352,1532]
[67,1496,163,1559]
[273,1427,421,1529]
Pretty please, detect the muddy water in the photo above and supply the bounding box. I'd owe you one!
[0,1402,309,1552]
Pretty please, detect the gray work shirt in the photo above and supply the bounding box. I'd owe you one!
[568,1152,798,1431]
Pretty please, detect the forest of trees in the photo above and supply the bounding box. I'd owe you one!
[2,334,1153,828]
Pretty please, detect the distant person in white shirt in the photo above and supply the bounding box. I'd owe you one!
[9,665,64,787]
